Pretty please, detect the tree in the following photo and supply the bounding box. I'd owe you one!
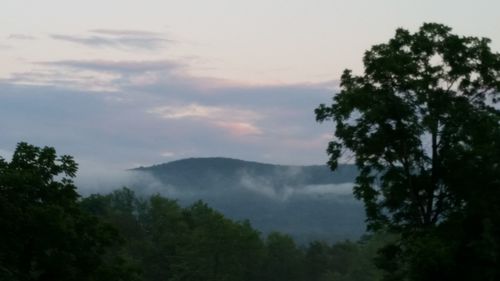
[83,190,268,281]
[0,142,139,281]
[262,232,305,281]
[315,23,500,280]
[171,201,264,281]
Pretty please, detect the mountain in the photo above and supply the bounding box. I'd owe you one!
[131,157,365,243]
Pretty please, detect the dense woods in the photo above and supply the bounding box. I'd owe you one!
[82,187,387,281]
[0,142,386,281]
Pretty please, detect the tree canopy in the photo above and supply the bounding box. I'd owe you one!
[0,142,139,281]
[316,23,500,280]
[81,187,385,281]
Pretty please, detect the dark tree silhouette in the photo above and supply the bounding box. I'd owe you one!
[0,142,139,281]
[316,23,500,281]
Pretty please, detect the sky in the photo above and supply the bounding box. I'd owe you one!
[1,0,499,172]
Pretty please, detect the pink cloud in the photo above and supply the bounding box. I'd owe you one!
[215,121,263,136]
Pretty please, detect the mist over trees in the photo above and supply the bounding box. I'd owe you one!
[1,142,384,281]
[130,158,365,244]
[80,187,387,281]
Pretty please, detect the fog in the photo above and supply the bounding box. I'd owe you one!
[76,164,357,200]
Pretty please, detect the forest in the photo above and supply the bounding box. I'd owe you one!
[0,142,385,281]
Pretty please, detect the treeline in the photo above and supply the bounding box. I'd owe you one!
[82,187,387,281]
[0,142,387,281]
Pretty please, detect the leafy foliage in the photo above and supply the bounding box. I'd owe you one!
[82,187,386,281]
[316,23,500,280]
[0,142,139,281]
[82,189,267,281]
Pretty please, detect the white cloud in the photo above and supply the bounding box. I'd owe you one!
[148,104,262,120]
[147,103,264,137]
[214,121,262,136]
[160,151,175,157]
[148,104,222,119]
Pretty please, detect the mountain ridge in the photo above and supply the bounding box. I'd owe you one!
[129,157,365,243]
[135,156,337,169]
[133,157,359,189]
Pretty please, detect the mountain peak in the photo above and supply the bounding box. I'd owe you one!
[134,157,304,171]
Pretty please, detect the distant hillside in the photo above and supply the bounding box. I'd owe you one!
[131,157,365,243]
[134,157,358,190]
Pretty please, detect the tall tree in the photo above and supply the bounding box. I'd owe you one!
[315,23,500,280]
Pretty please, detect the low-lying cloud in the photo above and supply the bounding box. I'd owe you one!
[75,164,356,204]
[238,169,355,201]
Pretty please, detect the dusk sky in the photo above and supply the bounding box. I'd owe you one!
[1,0,499,172]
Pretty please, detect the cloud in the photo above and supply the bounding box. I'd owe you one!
[8,34,36,40]
[298,183,354,196]
[74,161,169,196]
[238,169,354,201]
[0,78,335,166]
[50,29,170,50]
[214,122,262,136]
[148,104,222,119]
[0,52,337,167]
[148,103,264,137]
[4,68,120,92]
[90,29,162,37]
[7,59,185,92]
[160,151,176,157]
[41,59,182,74]
[147,104,261,121]
[37,58,230,91]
